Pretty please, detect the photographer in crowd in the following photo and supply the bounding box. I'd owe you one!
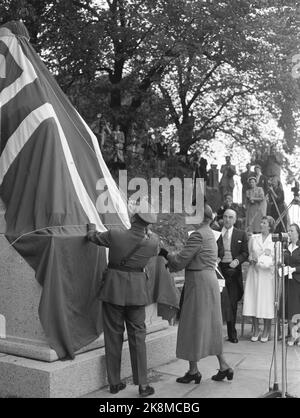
[267,176,287,233]
[263,144,283,179]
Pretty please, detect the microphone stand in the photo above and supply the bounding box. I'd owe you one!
[261,240,296,398]
[261,180,299,397]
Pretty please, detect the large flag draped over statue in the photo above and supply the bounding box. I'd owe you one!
[0,21,179,359]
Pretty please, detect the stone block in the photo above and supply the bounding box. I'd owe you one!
[0,327,177,398]
[0,200,169,361]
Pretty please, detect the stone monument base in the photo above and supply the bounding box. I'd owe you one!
[0,326,177,398]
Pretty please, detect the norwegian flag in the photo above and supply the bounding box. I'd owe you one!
[0,20,131,359]
[0,21,130,235]
[0,21,179,359]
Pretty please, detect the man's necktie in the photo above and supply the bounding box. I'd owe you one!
[223,229,229,243]
[222,229,233,263]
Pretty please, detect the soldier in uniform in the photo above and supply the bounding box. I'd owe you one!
[86,207,162,397]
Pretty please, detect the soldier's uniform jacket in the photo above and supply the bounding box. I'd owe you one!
[88,226,160,306]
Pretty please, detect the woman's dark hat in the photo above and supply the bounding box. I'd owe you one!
[248,176,257,183]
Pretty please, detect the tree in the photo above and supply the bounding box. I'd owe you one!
[157,0,300,154]
[1,0,299,156]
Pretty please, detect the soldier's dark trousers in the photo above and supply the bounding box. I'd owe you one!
[102,302,147,386]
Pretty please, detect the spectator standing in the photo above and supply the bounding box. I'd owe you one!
[251,150,265,173]
[219,156,236,200]
[217,209,249,343]
[143,134,157,168]
[126,139,136,165]
[215,194,241,230]
[240,163,255,206]
[191,151,208,205]
[280,223,300,346]
[243,216,276,342]
[245,177,266,234]
[135,141,144,161]
[207,164,219,188]
[112,124,125,163]
[254,164,269,196]
[98,114,111,151]
[107,124,126,172]
[156,136,168,174]
[190,151,208,182]
[254,163,268,216]
[263,144,283,179]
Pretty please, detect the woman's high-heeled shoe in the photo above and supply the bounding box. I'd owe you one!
[176,371,202,384]
[211,368,234,381]
[260,333,270,343]
[251,330,261,342]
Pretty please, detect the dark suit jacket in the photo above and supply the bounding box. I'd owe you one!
[217,227,249,300]
[284,244,300,284]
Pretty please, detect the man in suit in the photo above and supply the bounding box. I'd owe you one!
[215,193,242,229]
[217,209,249,343]
[86,208,161,397]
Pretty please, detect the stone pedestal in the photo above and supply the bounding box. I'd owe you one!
[0,327,177,398]
[0,199,169,362]
[0,198,173,396]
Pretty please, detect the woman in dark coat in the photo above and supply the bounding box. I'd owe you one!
[163,205,233,383]
[281,223,300,345]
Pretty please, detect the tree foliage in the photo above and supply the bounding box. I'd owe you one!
[1,0,299,154]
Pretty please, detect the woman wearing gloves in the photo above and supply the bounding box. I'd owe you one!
[243,216,276,342]
[160,204,233,384]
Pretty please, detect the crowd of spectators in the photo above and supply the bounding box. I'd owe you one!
[91,116,289,236]
[90,116,300,345]
[212,145,287,236]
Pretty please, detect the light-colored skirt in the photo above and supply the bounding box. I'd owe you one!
[243,265,275,319]
[176,270,223,361]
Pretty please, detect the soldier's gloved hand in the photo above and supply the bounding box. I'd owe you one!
[86,223,96,240]
[158,248,169,260]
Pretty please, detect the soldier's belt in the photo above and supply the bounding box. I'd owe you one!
[107,263,144,273]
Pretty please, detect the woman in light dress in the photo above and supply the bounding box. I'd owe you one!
[243,216,276,342]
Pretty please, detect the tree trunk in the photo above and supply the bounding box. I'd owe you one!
[178,115,195,155]
[109,58,125,112]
